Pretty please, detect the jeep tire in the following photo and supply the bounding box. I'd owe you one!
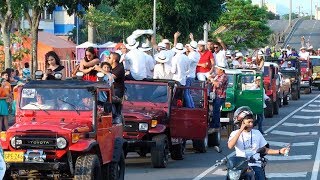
[74,154,102,180]
[192,132,208,153]
[170,142,185,160]
[273,98,279,115]
[265,100,273,118]
[292,91,298,100]
[106,152,125,180]
[208,132,220,147]
[151,134,169,168]
[283,95,289,105]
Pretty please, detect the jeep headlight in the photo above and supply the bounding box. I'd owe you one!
[139,123,148,131]
[10,137,16,148]
[225,102,231,108]
[56,137,67,149]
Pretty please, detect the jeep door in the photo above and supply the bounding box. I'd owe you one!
[236,74,264,115]
[170,85,208,140]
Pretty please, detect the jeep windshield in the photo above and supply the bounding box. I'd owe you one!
[227,74,234,88]
[20,88,93,111]
[125,83,168,103]
[263,66,269,77]
[300,61,308,68]
[311,58,320,66]
[281,70,296,78]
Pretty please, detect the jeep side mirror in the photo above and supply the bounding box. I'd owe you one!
[103,102,112,113]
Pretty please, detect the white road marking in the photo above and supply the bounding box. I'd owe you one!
[301,109,320,112]
[192,94,320,180]
[270,130,318,136]
[282,122,320,127]
[266,155,312,161]
[311,138,320,180]
[211,168,227,176]
[267,172,307,178]
[292,115,320,119]
[308,104,320,107]
[313,100,320,103]
[268,141,314,147]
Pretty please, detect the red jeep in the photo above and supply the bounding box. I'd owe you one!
[123,80,210,168]
[2,80,126,179]
[263,62,280,118]
[300,60,312,94]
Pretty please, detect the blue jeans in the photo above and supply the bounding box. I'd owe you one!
[210,97,225,128]
[255,113,264,133]
[184,77,195,108]
[252,166,266,180]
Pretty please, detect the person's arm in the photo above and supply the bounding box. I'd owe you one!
[171,57,177,74]
[217,37,227,51]
[189,33,194,41]
[173,32,180,47]
[209,52,215,73]
[82,58,100,67]
[258,60,264,70]
[266,147,287,155]
[228,123,247,149]
[151,35,158,50]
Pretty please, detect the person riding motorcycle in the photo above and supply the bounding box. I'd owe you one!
[228,106,288,180]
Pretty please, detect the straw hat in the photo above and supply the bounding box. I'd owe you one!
[155,52,169,63]
[172,43,186,53]
[125,38,139,50]
[138,43,152,52]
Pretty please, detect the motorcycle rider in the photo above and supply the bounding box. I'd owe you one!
[228,106,288,180]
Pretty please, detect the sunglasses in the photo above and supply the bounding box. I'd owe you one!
[214,46,219,49]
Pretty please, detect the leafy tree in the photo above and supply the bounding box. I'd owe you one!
[213,0,272,49]
[115,0,224,42]
[22,0,102,75]
[267,11,280,20]
[282,13,298,20]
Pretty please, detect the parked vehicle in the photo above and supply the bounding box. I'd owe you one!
[2,80,126,179]
[310,56,320,90]
[263,62,280,118]
[123,80,211,168]
[300,60,312,94]
[220,69,264,135]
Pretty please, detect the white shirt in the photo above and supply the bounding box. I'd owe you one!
[144,53,155,78]
[153,64,172,79]
[187,51,200,78]
[171,53,190,86]
[125,48,147,80]
[214,50,228,67]
[229,129,267,167]
[299,51,309,60]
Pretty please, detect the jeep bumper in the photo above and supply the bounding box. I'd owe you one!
[126,139,156,148]
[6,162,69,171]
[300,81,311,88]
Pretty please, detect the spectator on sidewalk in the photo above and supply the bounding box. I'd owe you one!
[22,62,31,81]
[0,72,11,131]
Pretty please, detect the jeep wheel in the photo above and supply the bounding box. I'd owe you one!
[106,152,125,180]
[298,90,301,99]
[151,134,169,168]
[170,142,185,160]
[283,95,289,105]
[74,154,102,180]
[265,100,273,118]
[292,91,298,100]
[192,132,208,153]
[208,132,220,147]
[304,88,311,94]
[273,99,279,115]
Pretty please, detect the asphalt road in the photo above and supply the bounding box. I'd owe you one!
[125,89,320,180]
[268,20,290,34]
[286,20,320,50]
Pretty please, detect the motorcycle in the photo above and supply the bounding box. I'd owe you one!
[214,146,268,180]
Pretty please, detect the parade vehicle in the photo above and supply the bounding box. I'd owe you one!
[310,56,320,90]
[263,62,280,118]
[279,60,301,100]
[220,69,264,135]
[2,79,126,179]
[278,72,291,106]
[123,79,212,168]
[300,60,312,94]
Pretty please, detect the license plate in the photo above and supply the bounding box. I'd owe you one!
[4,152,24,163]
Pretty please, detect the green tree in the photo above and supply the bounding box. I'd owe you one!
[282,13,298,20]
[213,0,272,49]
[267,11,280,20]
[115,0,224,42]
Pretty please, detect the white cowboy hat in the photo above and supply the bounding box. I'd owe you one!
[308,46,314,50]
[125,38,139,50]
[155,52,169,63]
[235,52,243,58]
[138,43,152,52]
[300,46,306,50]
[173,43,186,53]
[162,39,170,44]
[197,40,206,46]
[189,41,198,49]
[158,42,166,50]
[215,65,227,71]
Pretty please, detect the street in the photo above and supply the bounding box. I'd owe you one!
[125,90,320,180]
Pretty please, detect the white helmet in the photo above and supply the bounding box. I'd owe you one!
[233,106,254,124]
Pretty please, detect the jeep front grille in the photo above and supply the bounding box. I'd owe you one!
[124,121,139,132]
[14,136,57,150]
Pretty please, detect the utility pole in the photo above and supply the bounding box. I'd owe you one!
[289,0,292,27]
[311,0,313,20]
[153,0,156,37]
[298,6,303,17]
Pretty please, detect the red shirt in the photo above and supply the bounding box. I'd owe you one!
[196,50,214,73]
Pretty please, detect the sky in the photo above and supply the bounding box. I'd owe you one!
[252,0,316,15]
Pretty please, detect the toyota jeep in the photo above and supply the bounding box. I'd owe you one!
[2,80,126,179]
[311,56,320,90]
[123,80,210,168]
[300,60,312,94]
